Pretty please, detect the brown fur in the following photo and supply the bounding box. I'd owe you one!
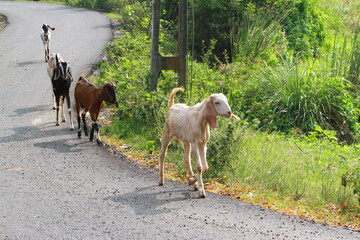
[74,76,117,142]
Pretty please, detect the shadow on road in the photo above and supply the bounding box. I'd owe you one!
[10,105,49,117]
[1,104,95,153]
[92,24,111,30]
[15,59,44,68]
[104,186,192,216]
[33,138,86,153]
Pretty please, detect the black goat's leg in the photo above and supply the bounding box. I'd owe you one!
[82,112,88,136]
[94,122,101,145]
[55,95,60,126]
[60,96,66,123]
[77,115,82,138]
[89,122,95,142]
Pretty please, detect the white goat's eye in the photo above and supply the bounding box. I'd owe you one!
[214,101,220,105]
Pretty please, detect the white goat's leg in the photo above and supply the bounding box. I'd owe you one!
[183,142,197,189]
[68,108,74,130]
[66,95,74,130]
[159,132,171,186]
[46,44,50,62]
[44,42,49,62]
[199,142,209,173]
[192,142,205,198]
[52,94,56,109]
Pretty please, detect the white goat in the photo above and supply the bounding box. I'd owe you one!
[47,53,64,110]
[40,24,55,62]
[159,88,240,198]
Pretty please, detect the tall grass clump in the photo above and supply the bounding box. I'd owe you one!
[348,32,360,86]
[230,3,288,64]
[239,56,360,143]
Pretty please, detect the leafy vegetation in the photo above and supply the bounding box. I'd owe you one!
[65,0,359,229]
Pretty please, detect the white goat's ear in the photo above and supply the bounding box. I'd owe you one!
[204,97,217,130]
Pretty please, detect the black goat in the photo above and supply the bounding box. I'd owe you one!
[51,55,74,130]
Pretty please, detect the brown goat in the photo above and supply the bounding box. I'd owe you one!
[74,76,117,143]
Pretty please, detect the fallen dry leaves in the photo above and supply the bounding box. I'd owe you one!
[101,136,360,231]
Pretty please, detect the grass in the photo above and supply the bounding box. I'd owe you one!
[98,115,360,231]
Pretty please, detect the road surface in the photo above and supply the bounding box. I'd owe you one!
[0,2,358,239]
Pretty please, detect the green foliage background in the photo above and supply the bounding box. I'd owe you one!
[68,0,360,213]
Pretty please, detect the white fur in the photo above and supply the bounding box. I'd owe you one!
[40,24,55,62]
[159,88,239,198]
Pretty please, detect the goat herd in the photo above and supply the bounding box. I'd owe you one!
[41,24,117,144]
[41,23,240,198]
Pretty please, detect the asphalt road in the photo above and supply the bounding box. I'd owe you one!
[0,2,359,240]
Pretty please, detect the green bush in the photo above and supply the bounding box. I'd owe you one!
[284,0,325,58]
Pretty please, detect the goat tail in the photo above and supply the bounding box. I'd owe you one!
[168,87,184,109]
[78,74,86,81]
[55,54,59,66]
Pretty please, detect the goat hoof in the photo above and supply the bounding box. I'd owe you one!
[96,139,102,146]
[55,123,59,126]
[70,127,74,131]
[159,181,164,186]
[189,177,197,185]
[198,190,206,198]
[193,182,199,191]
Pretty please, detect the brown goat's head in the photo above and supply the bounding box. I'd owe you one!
[101,82,118,107]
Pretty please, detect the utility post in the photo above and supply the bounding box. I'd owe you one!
[150,0,188,91]
[150,0,161,91]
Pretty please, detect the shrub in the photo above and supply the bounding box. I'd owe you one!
[284,0,325,58]
[230,3,288,63]
[240,56,360,142]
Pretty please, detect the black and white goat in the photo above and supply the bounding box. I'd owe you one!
[40,24,55,62]
[48,53,64,109]
[51,54,74,130]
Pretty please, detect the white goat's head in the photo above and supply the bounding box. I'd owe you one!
[204,93,240,130]
[211,93,232,117]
